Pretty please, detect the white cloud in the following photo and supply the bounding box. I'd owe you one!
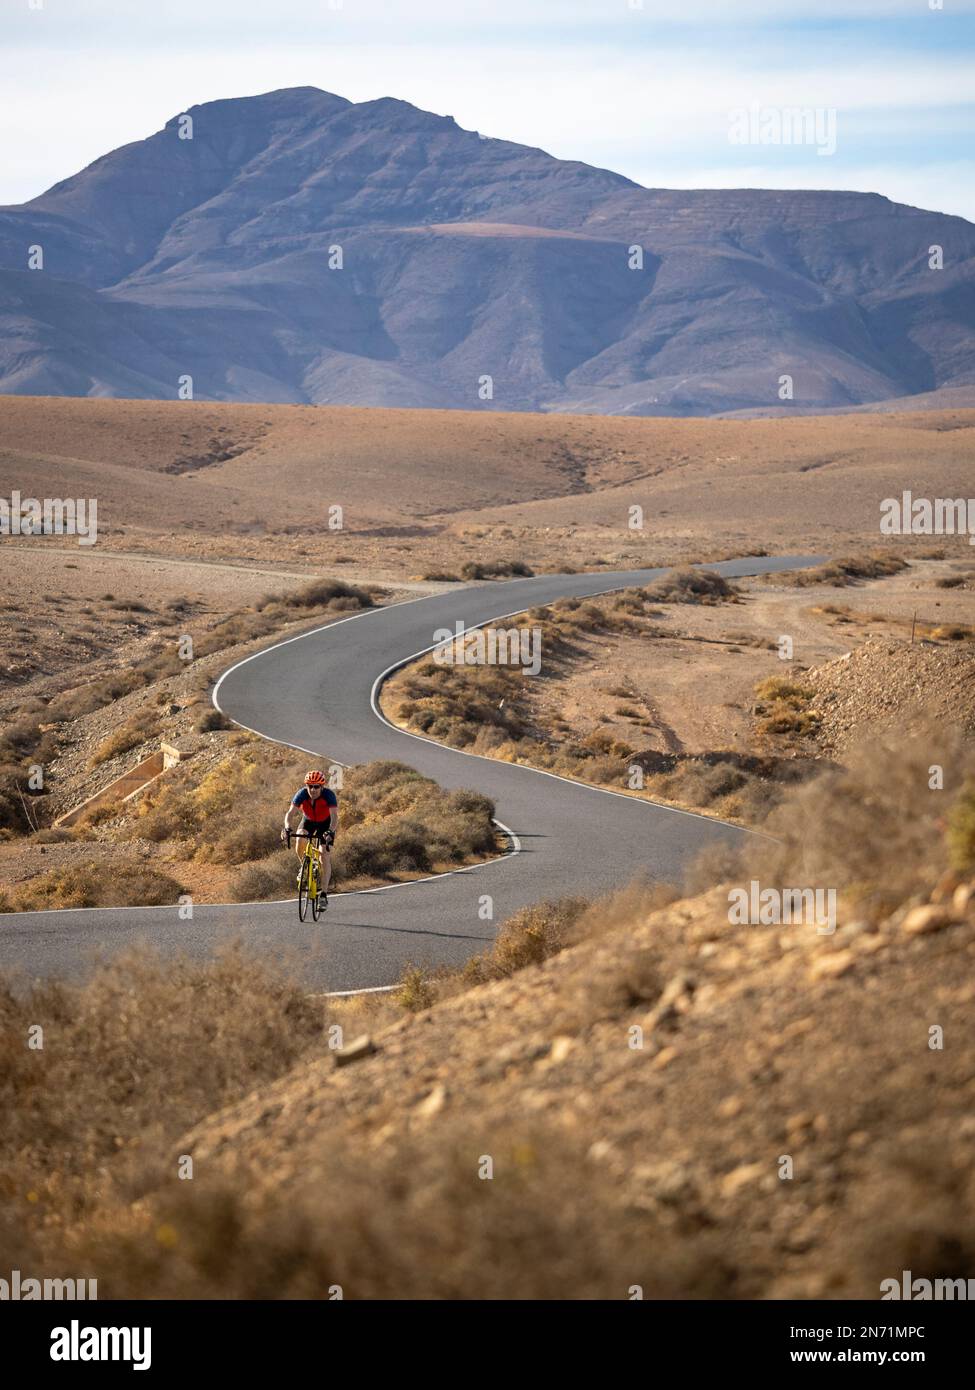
[1,18,972,224]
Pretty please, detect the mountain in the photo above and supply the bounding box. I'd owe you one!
[1,86,974,415]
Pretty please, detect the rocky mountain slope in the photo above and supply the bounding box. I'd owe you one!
[2,86,974,414]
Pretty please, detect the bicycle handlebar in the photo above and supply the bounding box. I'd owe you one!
[284,829,334,845]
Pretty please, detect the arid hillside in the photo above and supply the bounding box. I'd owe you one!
[4,727,974,1298]
[2,396,975,579]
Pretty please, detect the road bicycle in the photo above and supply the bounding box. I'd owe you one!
[285,829,332,922]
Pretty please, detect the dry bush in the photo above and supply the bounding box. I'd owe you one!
[460,559,533,580]
[0,947,326,1267]
[1,861,186,912]
[643,568,738,604]
[232,849,296,903]
[51,1122,727,1300]
[754,676,821,740]
[462,897,590,984]
[88,710,161,768]
[194,708,233,733]
[947,780,975,873]
[785,553,908,587]
[255,578,373,612]
[752,728,975,916]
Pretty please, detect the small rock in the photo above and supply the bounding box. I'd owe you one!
[902,905,955,936]
[717,1095,743,1119]
[809,948,855,980]
[720,1162,766,1198]
[333,1034,376,1067]
[952,883,974,916]
[549,1035,575,1064]
[415,1083,446,1118]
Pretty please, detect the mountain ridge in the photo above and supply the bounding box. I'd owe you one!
[1,86,973,415]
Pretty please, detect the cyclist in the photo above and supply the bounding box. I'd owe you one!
[282,770,338,907]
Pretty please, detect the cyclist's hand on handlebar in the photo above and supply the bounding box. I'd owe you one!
[280,827,289,844]
[325,831,335,849]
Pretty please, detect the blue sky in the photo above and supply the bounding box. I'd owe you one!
[3,0,974,220]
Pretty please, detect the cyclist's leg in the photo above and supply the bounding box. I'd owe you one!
[320,842,332,893]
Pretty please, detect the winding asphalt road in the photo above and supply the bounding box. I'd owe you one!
[0,556,822,991]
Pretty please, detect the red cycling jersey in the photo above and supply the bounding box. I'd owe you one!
[291,787,338,823]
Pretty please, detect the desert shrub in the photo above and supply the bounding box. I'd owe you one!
[107,598,150,613]
[753,677,812,706]
[47,671,144,721]
[396,965,436,1012]
[0,719,59,833]
[335,821,432,879]
[31,827,73,845]
[754,729,975,915]
[947,781,975,874]
[232,850,296,902]
[936,575,966,589]
[0,948,325,1186]
[460,559,534,581]
[88,710,161,767]
[644,568,737,604]
[255,578,373,612]
[2,862,186,912]
[754,677,820,739]
[787,554,908,586]
[462,897,589,984]
[194,708,233,733]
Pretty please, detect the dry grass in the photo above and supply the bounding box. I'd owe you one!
[88,710,161,768]
[782,553,908,587]
[751,727,975,917]
[0,861,186,913]
[643,567,739,604]
[947,779,975,874]
[0,948,326,1266]
[459,559,534,581]
[753,676,821,740]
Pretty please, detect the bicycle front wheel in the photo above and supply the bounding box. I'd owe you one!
[298,855,311,921]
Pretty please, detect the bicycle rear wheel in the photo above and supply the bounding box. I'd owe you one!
[297,856,311,921]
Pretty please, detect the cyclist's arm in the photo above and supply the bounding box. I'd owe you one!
[283,797,302,834]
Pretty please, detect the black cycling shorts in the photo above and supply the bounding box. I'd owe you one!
[299,817,333,845]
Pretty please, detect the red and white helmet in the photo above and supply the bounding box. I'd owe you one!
[304,770,327,787]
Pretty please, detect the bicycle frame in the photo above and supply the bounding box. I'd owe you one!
[286,829,325,921]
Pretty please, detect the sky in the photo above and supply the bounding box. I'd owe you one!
[2,0,974,221]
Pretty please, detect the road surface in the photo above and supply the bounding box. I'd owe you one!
[0,556,822,990]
